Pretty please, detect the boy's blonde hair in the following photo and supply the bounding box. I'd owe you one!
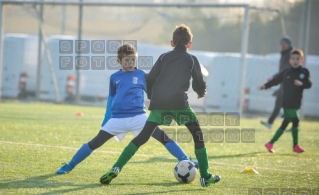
[290,49,304,58]
[172,24,193,46]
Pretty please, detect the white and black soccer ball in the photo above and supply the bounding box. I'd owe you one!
[174,160,197,183]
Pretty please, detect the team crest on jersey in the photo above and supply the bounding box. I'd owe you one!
[299,73,305,79]
[133,77,138,84]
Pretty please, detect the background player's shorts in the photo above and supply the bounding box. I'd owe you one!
[101,113,147,141]
[147,107,197,126]
[282,109,299,121]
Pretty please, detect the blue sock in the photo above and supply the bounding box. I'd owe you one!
[165,140,188,161]
[68,143,93,168]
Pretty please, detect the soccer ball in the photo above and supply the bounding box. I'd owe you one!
[174,160,197,183]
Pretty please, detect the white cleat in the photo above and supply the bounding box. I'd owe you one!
[260,121,272,130]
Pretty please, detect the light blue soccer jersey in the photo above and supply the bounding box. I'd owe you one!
[101,69,147,126]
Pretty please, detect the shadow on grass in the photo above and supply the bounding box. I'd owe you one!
[209,152,263,159]
[112,181,182,187]
[0,173,101,195]
[0,173,58,188]
[209,151,298,159]
[39,183,102,195]
[0,173,204,195]
[109,182,207,195]
[130,156,176,164]
[123,188,205,195]
[130,152,265,164]
[41,182,205,195]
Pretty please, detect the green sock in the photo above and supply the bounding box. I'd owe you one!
[270,128,285,143]
[195,147,210,179]
[291,127,299,147]
[113,142,139,170]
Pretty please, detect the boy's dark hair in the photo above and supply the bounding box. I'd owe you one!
[117,44,137,60]
[172,24,193,46]
[290,49,304,58]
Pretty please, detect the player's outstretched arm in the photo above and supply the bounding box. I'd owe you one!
[101,77,116,127]
[191,57,206,98]
[263,69,286,90]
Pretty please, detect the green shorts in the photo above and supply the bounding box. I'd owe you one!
[282,109,299,121]
[147,107,198,126]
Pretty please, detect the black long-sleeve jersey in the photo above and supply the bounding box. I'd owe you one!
[146,44,206,110]
[264,66,312,109]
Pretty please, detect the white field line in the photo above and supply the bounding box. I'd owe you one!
[0,141,318,174]
[0,141,154,157]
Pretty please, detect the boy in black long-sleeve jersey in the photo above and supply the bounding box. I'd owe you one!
[100,24,221,187]
[260,49,312,153]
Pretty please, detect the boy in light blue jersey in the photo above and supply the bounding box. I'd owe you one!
[56,44,196,174]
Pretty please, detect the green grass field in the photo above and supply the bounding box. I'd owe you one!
[0,102,319,195]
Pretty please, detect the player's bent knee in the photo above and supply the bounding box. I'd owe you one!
[292,117,299,127]
[88,130,114,150]
[132,137,149,148]
[152,127,170,145]
[280,119,290,130]
[88,140,101,150]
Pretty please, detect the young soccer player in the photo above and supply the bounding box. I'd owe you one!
[260,49,312,153]
[56,44,197,174]
[100,24,221,187]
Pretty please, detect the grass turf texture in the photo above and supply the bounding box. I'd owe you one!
[0,102,318,195]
